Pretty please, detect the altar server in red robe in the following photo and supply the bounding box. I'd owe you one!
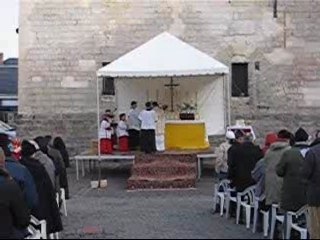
[117,113,129,152]
[99,113,113,154]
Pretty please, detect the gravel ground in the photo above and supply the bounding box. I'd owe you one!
[59,163,263,239]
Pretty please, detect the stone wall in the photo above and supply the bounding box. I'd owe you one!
[19,0,320,153]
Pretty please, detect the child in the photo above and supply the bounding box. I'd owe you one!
[99,113,113,154]
[117,113,129,152]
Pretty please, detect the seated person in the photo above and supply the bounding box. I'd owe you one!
[20,141,63,235]
[228,131,263,192]
[0,147,30,239]
[215,130,236,180]
[276,128,308,212]
[0,133,38,211]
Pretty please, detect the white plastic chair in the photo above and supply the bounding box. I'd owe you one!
[56,188,67,217]
[252,196,270,237]
[236,185,256,229]
[225,187,237,219]
[49,233,59,239]
[213,179,230,216]
[30,216,47,239]
[286,206,308,240]
[25,225,41,239]
[270,204,284,240]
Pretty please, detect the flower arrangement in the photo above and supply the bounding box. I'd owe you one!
[177,102,197,120]
[177,102,198,113]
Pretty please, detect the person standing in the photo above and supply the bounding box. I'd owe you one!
[99,112,113,154]
[153,102,166,152]
[215,130,235,180]
[117,113,129,152]
[302,134,320,239]
[139,102,157,154]
[128,101,141,151]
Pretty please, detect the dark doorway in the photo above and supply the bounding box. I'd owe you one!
[232,63,249,97]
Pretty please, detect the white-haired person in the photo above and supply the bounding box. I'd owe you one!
[215,130,236,180]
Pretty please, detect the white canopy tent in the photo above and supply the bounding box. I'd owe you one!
[96,32,230,153]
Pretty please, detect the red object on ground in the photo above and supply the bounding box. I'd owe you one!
[100,139,113,154]
[82,226,103,235]
[119,136,129,152]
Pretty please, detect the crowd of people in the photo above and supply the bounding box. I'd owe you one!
[0,133,70,239]
[99,101,167,154]
[215,127,320,239]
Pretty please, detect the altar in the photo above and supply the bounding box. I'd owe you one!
[165,120,210,150]
[97,32,230,150]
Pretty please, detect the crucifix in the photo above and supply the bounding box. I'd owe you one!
[165,77,180,112]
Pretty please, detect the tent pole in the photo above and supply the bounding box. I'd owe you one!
[96,76,102,188]
[227,73,231,126]
[223,74,227,129]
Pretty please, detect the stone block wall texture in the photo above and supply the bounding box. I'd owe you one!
[18,0,320,154]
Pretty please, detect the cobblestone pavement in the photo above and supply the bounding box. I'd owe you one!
[60,163,262,239]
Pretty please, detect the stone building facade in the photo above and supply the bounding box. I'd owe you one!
[19,0,320,153]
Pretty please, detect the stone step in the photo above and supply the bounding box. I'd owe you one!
[127,175,196,190]
[127,153,198,190]
[133,153,197,164]
[131,164,197,178]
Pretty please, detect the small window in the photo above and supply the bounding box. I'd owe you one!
[102,62,115,96]
[232,63,249,97]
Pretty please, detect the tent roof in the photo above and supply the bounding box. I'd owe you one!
[97,32,229,78]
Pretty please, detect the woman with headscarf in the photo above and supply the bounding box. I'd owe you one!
[45,136,69,199]
[20,140,63,236]
[53,137,70,168]
[31,138,56,189]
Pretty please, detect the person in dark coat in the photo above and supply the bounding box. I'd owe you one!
[0,133,38,211]
[294,127,310,157]
[228,132,263,192]
[20,140,63,235]
[0,148,30,239]
[35,136,62,192]
[45,136,69,199]
[302,134,320,239]
[53,137,70,168]
[276,128,307,212]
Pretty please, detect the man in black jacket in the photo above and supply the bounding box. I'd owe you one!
[0,147,30,239]
[228,132,263,192]
[303,136,320,239]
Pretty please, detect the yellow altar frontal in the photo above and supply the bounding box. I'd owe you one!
[165,120,210,150]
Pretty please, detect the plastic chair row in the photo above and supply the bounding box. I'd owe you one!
[25,216,61,239]
[213,180,309,239]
